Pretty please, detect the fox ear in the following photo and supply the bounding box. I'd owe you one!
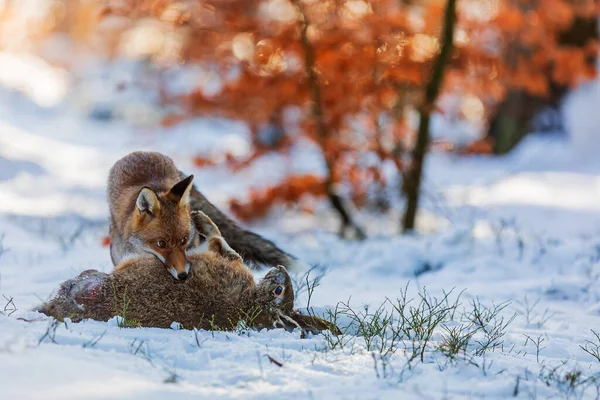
[136,188,160,215]
[168,175,194,206]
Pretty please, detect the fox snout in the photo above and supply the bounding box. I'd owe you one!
[164,248,191,281]
[166,261,190,281]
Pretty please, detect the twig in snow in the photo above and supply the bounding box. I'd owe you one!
[267,355,283,367]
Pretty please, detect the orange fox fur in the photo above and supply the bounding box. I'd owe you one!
[108,152,202,280]
[109,151,299,273]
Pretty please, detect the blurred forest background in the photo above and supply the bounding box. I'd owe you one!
[1,0,598,237]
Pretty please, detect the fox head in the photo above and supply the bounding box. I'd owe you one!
[128,175,199,280]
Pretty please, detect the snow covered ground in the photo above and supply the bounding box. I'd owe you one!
[2,79,600,399]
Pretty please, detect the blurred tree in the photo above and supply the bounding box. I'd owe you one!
[486,8,598,153]
[402,0,457,232]
[92,0,598,235]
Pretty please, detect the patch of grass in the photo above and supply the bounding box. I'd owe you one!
[537,364,600,399]
[350,301,396,355]
[438,322,476,360]
[580,329,600,363]
[394,287,461,363]
[514,295,555,329]
[129,338,154,366]
[230,305,264,335]
[206,314,220,336]
[322,301,358,352]
[523,334,547,364]
[38,319,60,345]
[112,283,141,329]
[293,264,327,302]
[332,298,399,356]
[2,294,17,317]
[320,284,520,377]
[163,371,180,384]
[321,285,465,365]
[193,328,208,348]
[318,283,600,396]
[194,312,261,337]
[466,298,516,356]
[82,330,106,349]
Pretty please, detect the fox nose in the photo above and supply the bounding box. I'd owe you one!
[177,271,188,280]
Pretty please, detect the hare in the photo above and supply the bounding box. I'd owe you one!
[36,212,333,335]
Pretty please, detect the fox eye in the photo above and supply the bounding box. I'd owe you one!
[156,240,166,249]
[274,286,284,296]
[180,236,188,246]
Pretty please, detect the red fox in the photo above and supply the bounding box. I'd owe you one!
[108,151,300,276]
[108,152,202,280]
[39,205,335,334]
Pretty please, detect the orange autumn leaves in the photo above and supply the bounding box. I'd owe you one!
[228,165,385,222]
[99,0,598,221]
[486,0,598,97]
[230,174,326,221]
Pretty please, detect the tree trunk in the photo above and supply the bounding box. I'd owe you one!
[401,0,457,232]
[293,0,366,240]
[487,16,598,154]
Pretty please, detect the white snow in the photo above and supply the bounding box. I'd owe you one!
[2,76,600,399]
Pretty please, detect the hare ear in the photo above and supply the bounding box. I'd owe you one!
[191,210,221,237]
[168,175,194,206]
[136,188,160,216]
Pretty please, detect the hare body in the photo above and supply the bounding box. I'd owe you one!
[37,253,293,330]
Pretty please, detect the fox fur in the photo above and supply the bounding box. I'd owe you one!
[108,151,298,273]
[108,151,198,280]
[184,179,298,269]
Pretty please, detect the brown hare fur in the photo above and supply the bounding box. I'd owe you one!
[36,253,334,335]
[37,252,290,330]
